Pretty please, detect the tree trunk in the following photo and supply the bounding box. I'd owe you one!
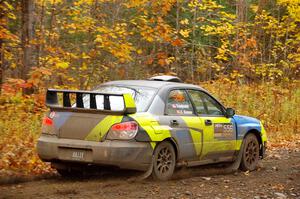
[190,5,197,83]
[236,0,247,23]
[21,0,35,94]
[175,0,180,75]
[0,38,3,95]
[0,9,4,95]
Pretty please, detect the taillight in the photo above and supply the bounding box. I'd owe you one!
[43,117,53,126]
[111,121,138,131]
[107,121,138,140]
[42,114,55,135]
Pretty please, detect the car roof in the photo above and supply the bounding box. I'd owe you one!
[102,80,204,90]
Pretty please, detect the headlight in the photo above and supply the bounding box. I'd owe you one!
[106,121,138,140]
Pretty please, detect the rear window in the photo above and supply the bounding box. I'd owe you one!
[82,86,157,112]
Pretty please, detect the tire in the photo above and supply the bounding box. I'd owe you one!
[240,133,260,171]
[152,141,176,181]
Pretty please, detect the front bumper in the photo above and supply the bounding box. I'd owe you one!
[261,141,267,158]
[37,134,153,171]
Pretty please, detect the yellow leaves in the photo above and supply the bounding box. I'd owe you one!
[95,35,103,43]
[250,5,258,13]
[286,3,300,22]
[201,22,235,37]
[180,19,189,25]
[95,24,135,62]
[82,52,90,59]
[81,63,88,71]
[74,0,94,6]
[179,29,191,38]
[219,11,236,20]
[230,70,244,80]
[143,33,154,42]
[44,0,63,5]
[215,48,228,61]
[166,56,175,65]
[188,0,223,11]
[3,1,14,10]
[125,0,148,8]
[56,61,69,69]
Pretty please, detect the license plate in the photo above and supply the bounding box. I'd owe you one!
[58,148,92,162]
[72,151,84,160]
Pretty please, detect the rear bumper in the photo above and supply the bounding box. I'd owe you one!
[37,134,153,171]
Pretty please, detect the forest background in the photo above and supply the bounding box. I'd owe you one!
[0,0,299,177]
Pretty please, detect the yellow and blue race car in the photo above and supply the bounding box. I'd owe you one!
[37,76,267,180]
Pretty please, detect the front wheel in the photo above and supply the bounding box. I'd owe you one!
[152,141,176,181]
[240,133,260,171]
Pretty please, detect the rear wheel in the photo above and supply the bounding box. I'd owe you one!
[152,141,176,181]
[240,133,260,171]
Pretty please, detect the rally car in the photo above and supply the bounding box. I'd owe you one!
[37,75,267,180]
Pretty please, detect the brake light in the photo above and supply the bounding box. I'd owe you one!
[111,121,138,131]
[107,121,138,140]
[43,117,53,126]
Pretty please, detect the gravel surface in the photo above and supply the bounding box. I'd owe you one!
[1,148,299,199]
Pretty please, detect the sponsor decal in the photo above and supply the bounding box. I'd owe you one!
[183,110,193,114]
[171,104,190,109]
[214,123,234,139]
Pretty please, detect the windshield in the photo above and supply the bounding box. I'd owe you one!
[81,86,157,112]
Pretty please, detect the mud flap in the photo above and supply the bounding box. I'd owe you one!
[127,155,154,182]
[223,140,245,173]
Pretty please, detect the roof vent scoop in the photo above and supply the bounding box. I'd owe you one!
[148,75,183,83]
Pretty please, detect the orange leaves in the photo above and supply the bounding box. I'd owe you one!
[144,52,175,69]
[158,59,167,67]
[27,67,52,89]
[171,38,184,47]
[145,57,154,65]
[0,93,53,177]
[0,129,54,177]
[157,52,167,67]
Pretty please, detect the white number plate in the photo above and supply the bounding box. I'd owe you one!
[72,151,84,160]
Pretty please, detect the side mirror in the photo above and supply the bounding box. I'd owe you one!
[225,108,235,118]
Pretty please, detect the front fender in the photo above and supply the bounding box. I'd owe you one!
[233,115,262,139]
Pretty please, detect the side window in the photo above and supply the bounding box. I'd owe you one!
[200,92,224,116]
[187,90,206,114]
[166,90,194,115]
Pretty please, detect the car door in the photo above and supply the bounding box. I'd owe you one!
[159,89,203,161]
[187,90,236,161]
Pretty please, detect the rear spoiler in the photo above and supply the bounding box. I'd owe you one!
[46,89,137,115]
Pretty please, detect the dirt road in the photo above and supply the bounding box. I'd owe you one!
[1,148,299,199]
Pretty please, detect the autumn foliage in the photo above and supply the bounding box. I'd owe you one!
[0,0,299,178]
